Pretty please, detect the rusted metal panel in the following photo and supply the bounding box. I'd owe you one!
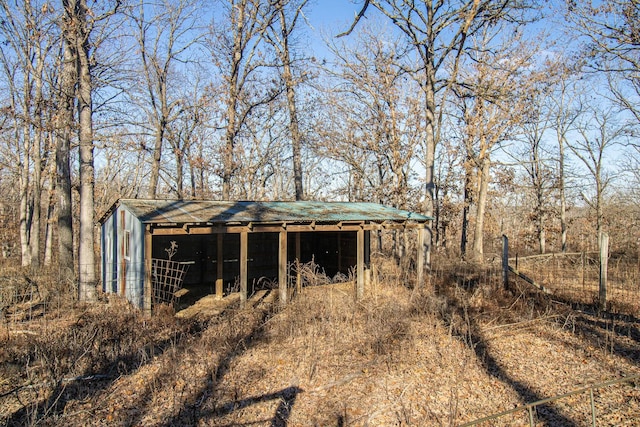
[101,199,432,226]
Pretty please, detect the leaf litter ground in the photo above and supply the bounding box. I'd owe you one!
[1,273,639,426]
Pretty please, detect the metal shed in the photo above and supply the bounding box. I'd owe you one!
[99,199,432,310]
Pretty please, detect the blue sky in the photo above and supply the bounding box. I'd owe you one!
[306,0,362,31]
[304,0,365,57]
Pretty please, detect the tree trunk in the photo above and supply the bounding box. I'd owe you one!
[223,117,236,200]
[558,135,567,252]
[460,160,473,258]
[472,157,491,261]
[19,48,33,267]
[422,64,436,269]
[284,58,303,201]
[148,125,164,199]
[31,122,42,270]
[56,0,77,275]
[19,120,32,267]
[221,1,246,201]
[44,177,56,267]
[175,149,184,199]
[76,0,96,301]
[43,132,56,267]
[537,215,546,254]
[532,142,545,254]
[30,43,46,269]
[277,7,304,201]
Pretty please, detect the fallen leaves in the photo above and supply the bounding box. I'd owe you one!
[2,275,639,426]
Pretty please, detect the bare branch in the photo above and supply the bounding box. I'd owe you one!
[336,0,370,37]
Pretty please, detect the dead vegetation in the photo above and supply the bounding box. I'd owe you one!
[1,258,639,426]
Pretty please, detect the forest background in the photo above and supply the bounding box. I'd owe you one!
[0,0,638,299]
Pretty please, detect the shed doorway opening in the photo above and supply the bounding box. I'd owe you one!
[151,231,360,310]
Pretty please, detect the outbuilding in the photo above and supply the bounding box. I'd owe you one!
[98,199,431,310]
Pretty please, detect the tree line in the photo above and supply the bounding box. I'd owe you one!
[0,0,638,299]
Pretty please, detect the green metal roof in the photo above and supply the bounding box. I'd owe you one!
[102,199,432,225]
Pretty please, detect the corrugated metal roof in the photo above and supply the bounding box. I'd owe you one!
[105,199,432,225]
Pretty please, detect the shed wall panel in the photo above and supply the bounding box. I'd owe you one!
[121,206,145,307]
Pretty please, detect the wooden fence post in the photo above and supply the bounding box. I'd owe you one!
[637,237,640,285]
[599,232,609,311]
[581,251,586,292]
[502,235,509,290]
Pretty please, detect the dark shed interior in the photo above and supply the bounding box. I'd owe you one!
[152,231,357,305]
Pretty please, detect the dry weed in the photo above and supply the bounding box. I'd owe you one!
[1,256,639,426]
[0,295,199,426]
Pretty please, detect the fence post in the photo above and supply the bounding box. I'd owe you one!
[582,251,586,292]
[599,232,609,311]
[502,235,509,290]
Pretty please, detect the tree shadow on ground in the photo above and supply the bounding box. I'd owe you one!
[193,386,303,427]
[1,309,206,427]
[434,275,579,426]
[127,294,285,426]
[515,285,640,366]
[566,310,640,365]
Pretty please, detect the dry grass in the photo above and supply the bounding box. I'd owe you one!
[1,259,639,426]
[514,252,640,314]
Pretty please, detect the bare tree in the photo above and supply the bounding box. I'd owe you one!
[128,0,202,199]
[166,76,209,199]
[565,0,640,126]
[57,0,120,300]
[548,64,584,252]
[323,22,418,209]
[453,29,537,261]
[76,0,96,299]
[509,68,564,254]
[210,0,279,200]
[433,126,464,252]
[234,101,289,200]
[266,0,309,200]
[519,115,554,255]
[569,105,628,238]
[56,0,78,275]
[0,0,57,268]
[339,0,539,266]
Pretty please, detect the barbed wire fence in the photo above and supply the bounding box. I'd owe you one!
[461,374,640,427]
[0,265,76,332]
[502,234,640,316]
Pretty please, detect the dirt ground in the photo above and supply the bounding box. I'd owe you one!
[1,265,639,426]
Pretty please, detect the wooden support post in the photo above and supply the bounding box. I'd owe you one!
[599,232,609,311]
[502,234,509,290]
[337,232,342,273]
[295,232,301,294]
[364,230,371,288]
[357,228,365,300]
[240,231,248,304]
[215,233,223,299]
[398,229,405,266]
[417,226,426,289]
[403,228,409,269]
[144,228,152,314]
[279,229,288,306]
